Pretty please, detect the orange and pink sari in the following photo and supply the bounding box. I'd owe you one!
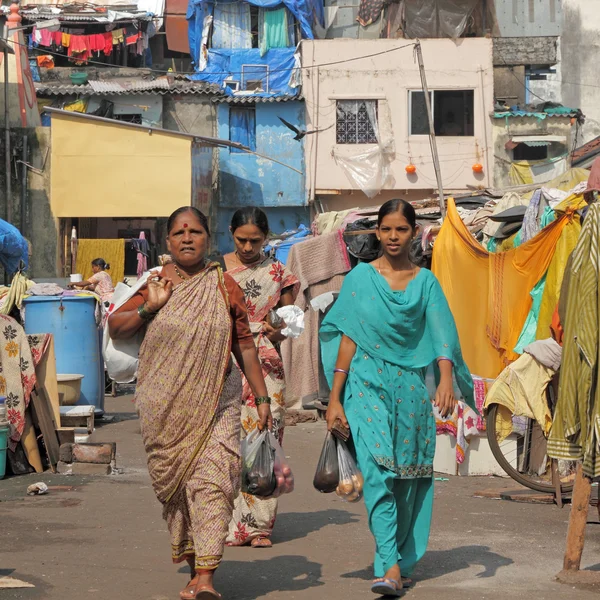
[226,255,299,545]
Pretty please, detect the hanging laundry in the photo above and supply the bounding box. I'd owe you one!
[103,32,113,55]
[61,32,71,47]
[112,29,125,44]
[133,232,149,279]
[39,28,52,47]
[68,35,91,63]
[548,203,600,478]
[36,55,54,69]
[125,25,140,45]
[357,0,386,27]
[259,7,289,57]
[51,31,63,46]
[432,199,572,379]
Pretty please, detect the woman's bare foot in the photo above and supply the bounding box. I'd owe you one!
[251,536,273,548]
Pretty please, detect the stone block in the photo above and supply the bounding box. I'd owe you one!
[56,461,73,475]
[72,443,116,465]
[71,462,112,476]
[59,443,73,463]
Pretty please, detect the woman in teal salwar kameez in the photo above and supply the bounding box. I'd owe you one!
[320,199,475,597]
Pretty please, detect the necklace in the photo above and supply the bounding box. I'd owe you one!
[173,260,205,280]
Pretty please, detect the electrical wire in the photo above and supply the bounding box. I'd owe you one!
[3,33,416,76]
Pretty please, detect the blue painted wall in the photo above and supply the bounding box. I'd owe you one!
[216,206,310,254]
[217,101,306,208]
[215,100,309,254]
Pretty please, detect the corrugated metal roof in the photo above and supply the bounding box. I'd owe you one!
[213,94,304,104]
[572,135,600,168]
[36,78,222,96]
[493,110,578,119]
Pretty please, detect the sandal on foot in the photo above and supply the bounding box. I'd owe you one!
[401,576,413,588]
[251,537,273,548]
[371,577,403,597]
[180,582,197,600]
[194,586,222,600]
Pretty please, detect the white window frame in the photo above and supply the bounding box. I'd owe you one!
[408,89,475,137]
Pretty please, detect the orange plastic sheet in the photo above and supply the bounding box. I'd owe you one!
[432,198,571,379]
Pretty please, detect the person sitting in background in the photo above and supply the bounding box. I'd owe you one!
[68,258,115,303]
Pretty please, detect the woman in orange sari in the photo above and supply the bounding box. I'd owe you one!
[223,207,299,548]
[109,207,272,600]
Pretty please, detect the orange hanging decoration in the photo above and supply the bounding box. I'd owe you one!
[472,163,484,173]
[405,163,417,174]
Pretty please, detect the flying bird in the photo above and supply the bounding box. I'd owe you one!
[278,117,333,141]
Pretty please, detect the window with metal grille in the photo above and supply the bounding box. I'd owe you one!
[336,100,378,144]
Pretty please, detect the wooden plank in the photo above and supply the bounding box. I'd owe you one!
[56,427,75,445]
[30,388,60,472]
[563,463,592,572]
[21,408,43,473]
[34,336,61,427]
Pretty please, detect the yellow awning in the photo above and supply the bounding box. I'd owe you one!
[50,111,192,218]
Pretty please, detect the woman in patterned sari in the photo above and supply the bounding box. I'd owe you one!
[109,207,272,600]
[223,207,299,549]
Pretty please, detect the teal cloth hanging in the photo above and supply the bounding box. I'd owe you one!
[259,8,289,57]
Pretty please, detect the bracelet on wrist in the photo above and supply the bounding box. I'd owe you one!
[255,396,271,406]
[334,368,349,376]
[137,302,156,321]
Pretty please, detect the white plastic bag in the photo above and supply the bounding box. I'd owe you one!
[103,268,161,383]
[335,439,364,503]
[276,305,304,339]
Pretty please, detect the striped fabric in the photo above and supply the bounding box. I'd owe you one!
[547,203,600,477]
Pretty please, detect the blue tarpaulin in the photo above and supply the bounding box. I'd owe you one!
[189,47,299,97]
[188,0,322,95]
[0,220,28,274]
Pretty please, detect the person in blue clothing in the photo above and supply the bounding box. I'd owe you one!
[320,198,475,597]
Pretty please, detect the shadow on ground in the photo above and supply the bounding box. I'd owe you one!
[217,555,324,599]
[272,509,361,543]
[342,545,513,582]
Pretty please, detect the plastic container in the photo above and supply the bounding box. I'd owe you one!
[70,72,88,86]
[0,426,8,479]
[57,374,84,406]
[23,296,104,415]
[70,274,83,283]
[0,397,5,422]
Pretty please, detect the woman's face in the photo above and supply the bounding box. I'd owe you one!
[376,211,415,259]
[91,264,101,274]
[166,211,209,268]
[232,223,266,264]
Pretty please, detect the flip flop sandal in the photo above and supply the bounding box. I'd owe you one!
[194,586,222,600]
[179,582,197,600]
[371,577,403,597]
[251,537,273,548]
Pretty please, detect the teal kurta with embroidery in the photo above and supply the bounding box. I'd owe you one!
[320,263,474,478]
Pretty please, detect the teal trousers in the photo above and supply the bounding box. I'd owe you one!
[355,435,434,578]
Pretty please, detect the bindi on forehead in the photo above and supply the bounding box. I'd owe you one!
[183,223,188,228]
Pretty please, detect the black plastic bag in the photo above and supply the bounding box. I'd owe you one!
[313,431,340,493]
[241,431,277,497]
[343,218,379,261]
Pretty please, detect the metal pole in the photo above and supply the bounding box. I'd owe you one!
[4,45,11,224]
[20,133,27,235]
[415,41,446,218]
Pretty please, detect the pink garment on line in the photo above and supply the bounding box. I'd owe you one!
[137,231,148,279]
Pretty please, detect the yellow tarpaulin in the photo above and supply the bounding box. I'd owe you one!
[50,112,192,218]
[75,239,125,286]
[432,199,571,379]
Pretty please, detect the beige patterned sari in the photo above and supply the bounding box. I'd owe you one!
[135,264,241,570]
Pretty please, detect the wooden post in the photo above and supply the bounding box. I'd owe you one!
[563,463,592,572]
[415,41,446,219]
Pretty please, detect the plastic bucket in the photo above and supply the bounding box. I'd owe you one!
[0,426,8,479]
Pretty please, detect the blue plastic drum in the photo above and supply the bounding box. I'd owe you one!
[23,296,104,415]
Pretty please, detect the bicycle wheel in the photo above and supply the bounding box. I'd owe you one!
[486,403,575,494]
